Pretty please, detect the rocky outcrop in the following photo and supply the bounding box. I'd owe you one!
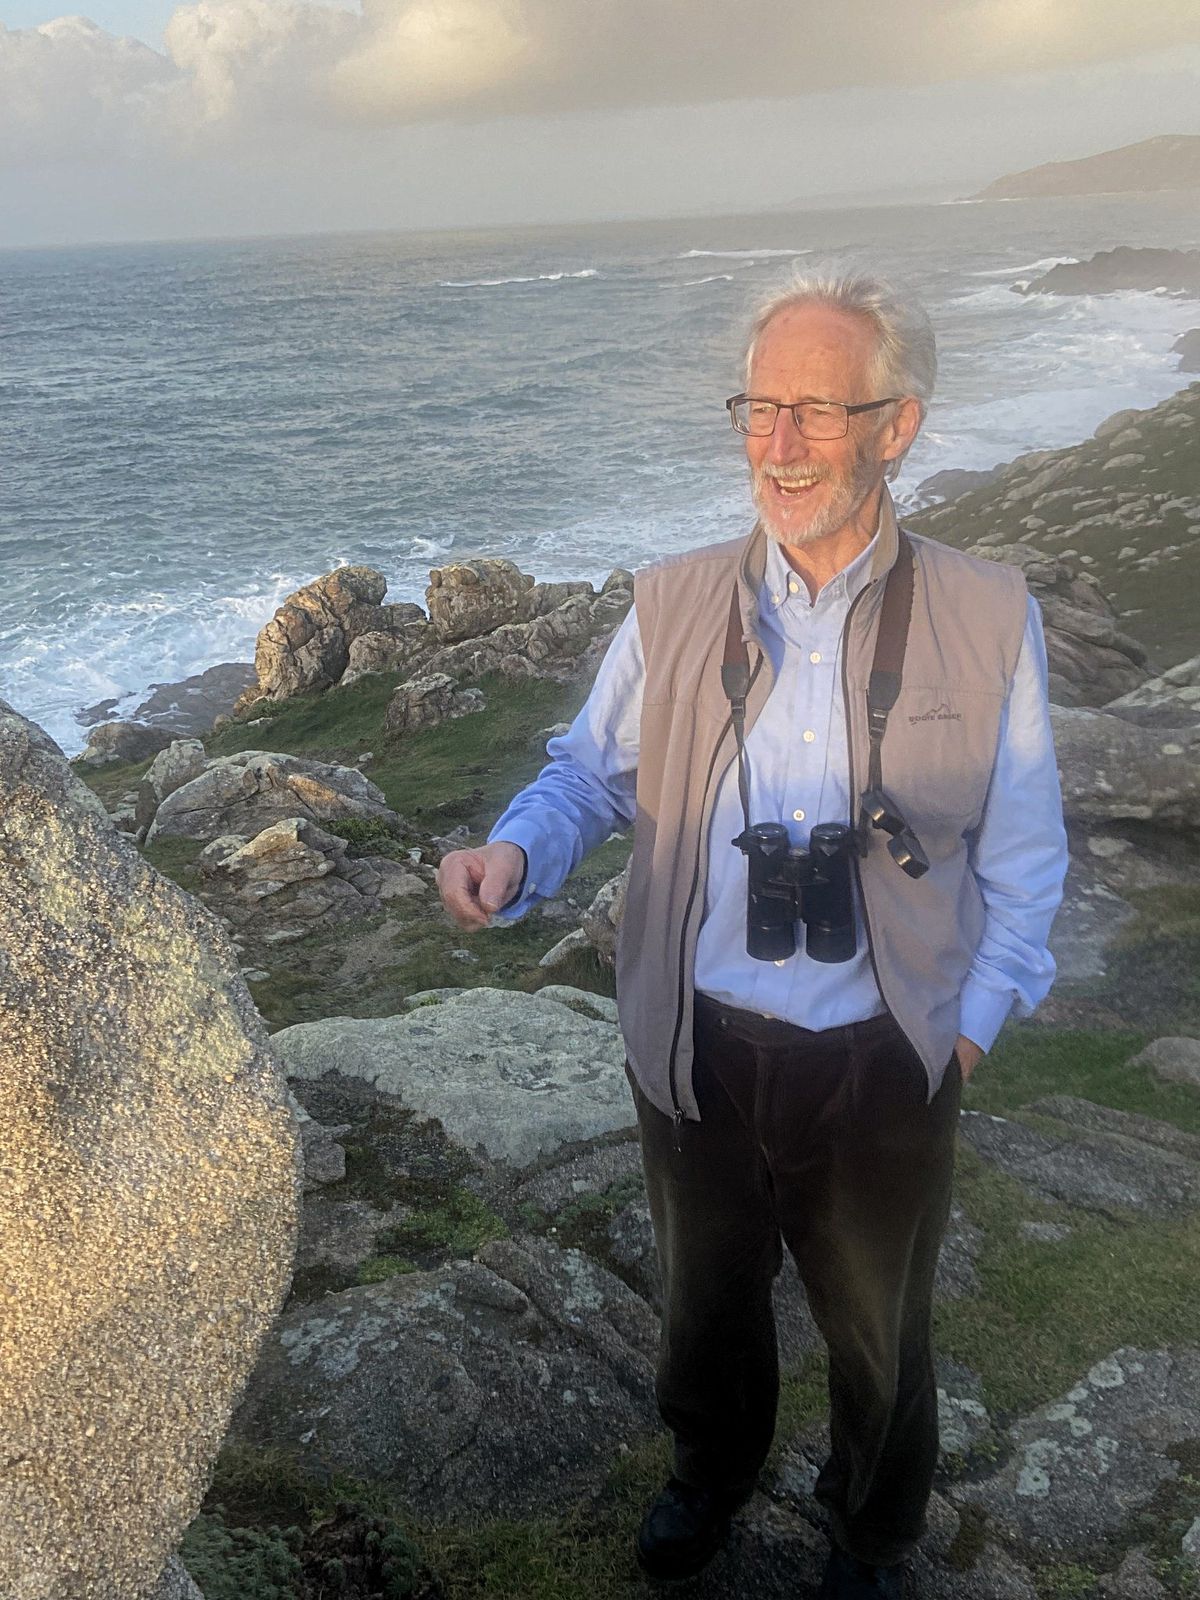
[274,986,631,1168]
[0,700,300,1600]
[1050,705,1200,831]
[145,749,401,844]
[418,584,632,687]
[1020,247,1200,297]
[228,1236,658,1517]
[230,558,634,727]
[233,566,425,713]
[975,545,1151,705]
[135,738,209,835]
[382,673,485,737]
[958,1101,1200,1219]
[907,384,1200,669]
[915,465,1003,506]
[77,717,178,767]
[1106,655,1200,726]
[75,664,257,753]
[196,816,428,944]
[959,1348,1200,1553]
[426,557,594,643]
[340,619,436,688]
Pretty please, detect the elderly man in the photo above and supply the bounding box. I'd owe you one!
[438,269,1067,1597]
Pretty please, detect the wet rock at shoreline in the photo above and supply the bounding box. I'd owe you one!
[1175,329,1200,372]
[1020,247,1200,298]
[77,718,179,767]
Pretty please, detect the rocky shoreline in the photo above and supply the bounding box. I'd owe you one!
[5,354,1200,1597]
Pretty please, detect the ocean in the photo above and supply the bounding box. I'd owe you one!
[2,191,1198,758]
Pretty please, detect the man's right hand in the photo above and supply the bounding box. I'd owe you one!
[437,841,528,932]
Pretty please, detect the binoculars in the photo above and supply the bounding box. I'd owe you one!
[733,795,928,965]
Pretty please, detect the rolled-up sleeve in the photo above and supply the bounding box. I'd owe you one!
[958,593,1069,1052]
[486,606,643,920]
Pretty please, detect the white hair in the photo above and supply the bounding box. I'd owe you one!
[743,265,937,480]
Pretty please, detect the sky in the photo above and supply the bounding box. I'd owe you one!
[1,0,1199,248]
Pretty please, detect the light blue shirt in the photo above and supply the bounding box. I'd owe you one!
[489,537,1067,1054]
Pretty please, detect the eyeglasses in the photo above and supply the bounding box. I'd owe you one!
[726,394,899,440]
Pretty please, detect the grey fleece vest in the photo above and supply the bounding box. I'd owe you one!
[614,488,1029,1124]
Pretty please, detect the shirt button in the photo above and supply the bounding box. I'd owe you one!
[809,651,822,664]
[803,729,816,743]
[771,592,780,604]
[788,579,799,594]
[792,808,805,822]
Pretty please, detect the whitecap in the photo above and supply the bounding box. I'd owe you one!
[677,248,811,259]
[439,269,600,288]
[675,274,735,286]
[968,256,1080,278]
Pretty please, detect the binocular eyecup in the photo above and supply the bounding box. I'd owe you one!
[858,787,929,879]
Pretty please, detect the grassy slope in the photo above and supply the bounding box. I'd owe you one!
[78,662,1200,1597]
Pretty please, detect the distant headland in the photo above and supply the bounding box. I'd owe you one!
[971,134,1200,201]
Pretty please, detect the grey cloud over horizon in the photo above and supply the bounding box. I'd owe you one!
[5,0,1200,162]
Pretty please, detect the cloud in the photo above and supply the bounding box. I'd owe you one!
[3,0,1200,164]
[0,16,178,161]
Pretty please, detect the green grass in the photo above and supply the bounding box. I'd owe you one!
[373,1187,509,1263]
[936,1145,1200,1415]
[963,1024,1200,1133]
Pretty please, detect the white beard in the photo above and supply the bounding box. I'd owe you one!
[751,449,881,549]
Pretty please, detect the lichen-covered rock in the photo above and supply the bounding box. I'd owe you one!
[234,566,423,712]
[958,1348,1200,1553]
[422,587,631,686]
[382,673,485,738]
[227,1236,658,1517]
[1106,655,1200,726]
[146,749,400,844]
[195,816,426,943]
[340,619,436,688]
[425,557,536,642]
[1050,706,1200,831]
[0,701,300,1600]
[273,987,632,1168]
[581,860,630,964]
[958,1104,1200,1218]
[135,738,208,834]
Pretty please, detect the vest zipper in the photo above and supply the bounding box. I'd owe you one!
[666,648,766,1151]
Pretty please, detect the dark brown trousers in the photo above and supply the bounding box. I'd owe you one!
[626,991,962,1567]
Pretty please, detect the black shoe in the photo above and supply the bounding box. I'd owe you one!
[819,1544,908,1600]
[635,1476,752,1580]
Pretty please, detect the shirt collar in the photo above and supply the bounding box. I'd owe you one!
[760,515,881,617]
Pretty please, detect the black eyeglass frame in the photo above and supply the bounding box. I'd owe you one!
[725,393,900,439]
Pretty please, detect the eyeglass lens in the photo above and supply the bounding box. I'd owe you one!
[731,399,849,440]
